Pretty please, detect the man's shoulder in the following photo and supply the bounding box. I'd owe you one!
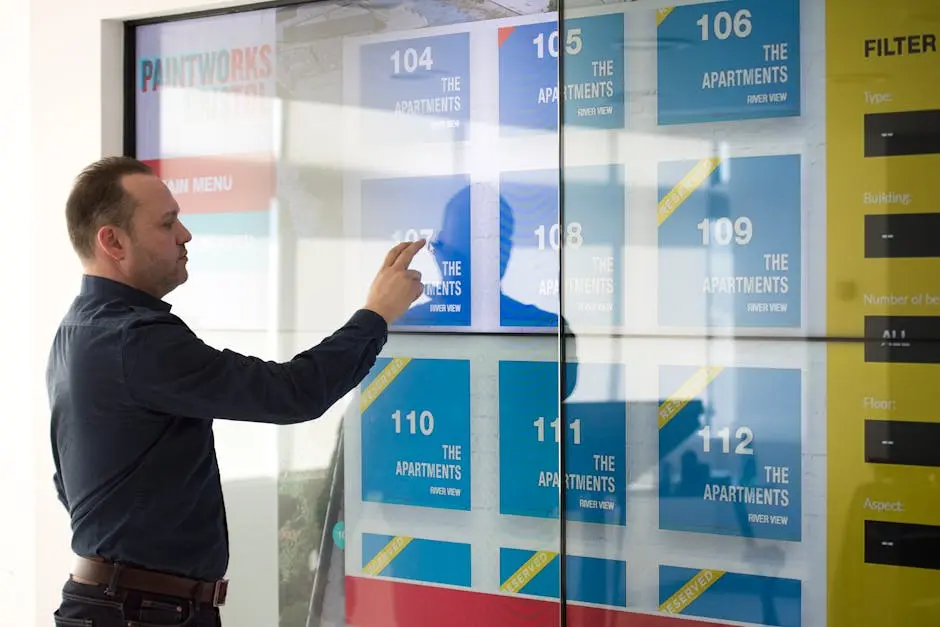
[63,295,183,330]
[52,298,192,364]
[48,299,195,387]
[123,304,187,330]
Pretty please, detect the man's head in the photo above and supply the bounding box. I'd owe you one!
[66,156,192,299]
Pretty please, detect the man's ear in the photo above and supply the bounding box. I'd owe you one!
[95,225,127,262]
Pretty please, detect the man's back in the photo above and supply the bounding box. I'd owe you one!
[48,275,229,580]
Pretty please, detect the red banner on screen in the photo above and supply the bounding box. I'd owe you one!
[141,153,275,214]
[345,576,726,627]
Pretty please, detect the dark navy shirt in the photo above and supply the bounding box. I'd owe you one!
[46,275,388,581]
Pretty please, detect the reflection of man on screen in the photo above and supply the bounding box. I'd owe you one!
[498,192,559,328]
[395,185,471,326]
[498,192,579,399]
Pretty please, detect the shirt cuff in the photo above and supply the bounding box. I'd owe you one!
[350,308,389,337]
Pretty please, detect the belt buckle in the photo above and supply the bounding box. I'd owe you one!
[212,579,228,607]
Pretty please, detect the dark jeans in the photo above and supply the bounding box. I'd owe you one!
[53,578,222,627]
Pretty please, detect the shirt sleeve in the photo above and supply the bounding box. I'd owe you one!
[122,309,388,424]
[52,471,68,509]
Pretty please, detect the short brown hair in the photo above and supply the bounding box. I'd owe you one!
[65,156,154,259]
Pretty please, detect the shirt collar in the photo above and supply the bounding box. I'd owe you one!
[80,274,172,312]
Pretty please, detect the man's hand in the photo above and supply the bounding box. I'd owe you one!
[364,239,426,324]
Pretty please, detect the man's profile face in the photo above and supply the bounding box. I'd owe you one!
[118,173,193,298]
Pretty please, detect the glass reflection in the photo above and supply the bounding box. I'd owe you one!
[129,0,940,624]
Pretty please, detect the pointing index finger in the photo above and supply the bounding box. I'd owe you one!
[383,241,411,268]
[393,238,426,268]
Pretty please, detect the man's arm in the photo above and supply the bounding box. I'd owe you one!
[123,308,388,425]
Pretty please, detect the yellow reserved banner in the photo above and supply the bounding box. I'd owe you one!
[659,568,726,614]
[360,357,411,413]
[362,536,413,577]
[659,366,724,429]
[499,550,558,594]
[657,157,723,227]
[656,7,674,26]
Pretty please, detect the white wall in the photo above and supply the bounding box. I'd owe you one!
[3,0,283,625]
[0,0,36,624]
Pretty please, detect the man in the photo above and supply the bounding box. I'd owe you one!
[47,156,424,627]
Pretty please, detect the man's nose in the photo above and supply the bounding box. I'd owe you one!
[178,223,193,243]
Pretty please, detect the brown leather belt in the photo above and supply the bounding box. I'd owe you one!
[71,556,228,607]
